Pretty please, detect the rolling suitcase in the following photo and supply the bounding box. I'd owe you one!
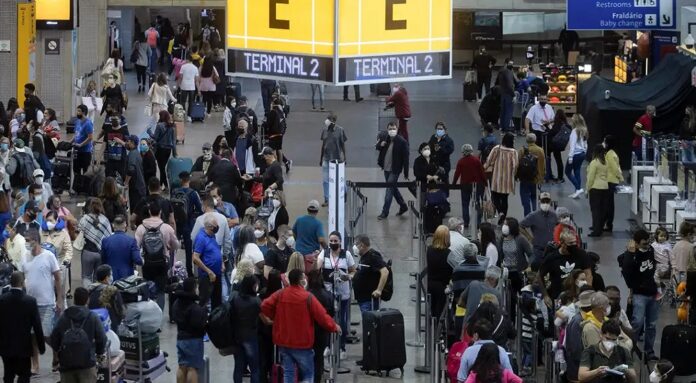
[190,97,206,122]
[660,324,696,376]
[463,82,477,101]
[361,308,406,376]
[166,157,193,190]
[51,155,71,194]
[175,121,185,144]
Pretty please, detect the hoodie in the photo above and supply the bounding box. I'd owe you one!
[621,247,658,296]
[171,290,207,340]
[50,305,106,371]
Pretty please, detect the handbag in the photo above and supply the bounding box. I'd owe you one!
[73,231,85,251]
[482,187,496,219]
[212,68,220,84]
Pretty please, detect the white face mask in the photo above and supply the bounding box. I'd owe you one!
[352,245,360,255]
[212,197,219,206]
[254,229,265,239]
[272,199,281,208]
[300,279,308,289]
[649,371,661,383]
[46,221,55,231]
[576,280,587,288]
[324,119,332,128]
[33,195,41,203]
[108,78,115,86]
[605,305,612,317]
[231,102,237,108]
[501,225,510,236]
[285,236,295,248]
[35,177,43,184]
[560,216,571,225]
[388,130,397,138]
[422,149,431,158]
[203,152,212,160]
[540,203,551,212]
[602,340,616,352]
[554,317,563,328]
[392,87,399,93]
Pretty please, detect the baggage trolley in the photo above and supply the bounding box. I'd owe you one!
[378,99,396,132]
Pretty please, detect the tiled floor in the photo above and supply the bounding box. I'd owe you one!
[19,69,674,383]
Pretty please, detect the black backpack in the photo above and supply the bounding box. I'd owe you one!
[129,48,139,64]
[207,292,239,355]
[58,317,92,370]
[480,142,496,164]
[516,147,538,182]
[551,123,572,151]
[142,224,167,267]
[171,189,192,223]
[11,151,37,188]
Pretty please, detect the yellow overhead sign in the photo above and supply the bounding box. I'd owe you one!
[226,0,452,84]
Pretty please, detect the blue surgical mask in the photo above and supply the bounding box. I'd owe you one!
[436,129,445,137]
[139,144,149,153]
[0,144,8,152]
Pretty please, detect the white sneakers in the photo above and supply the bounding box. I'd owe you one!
[568,189,585,199]
[324,348,348,360]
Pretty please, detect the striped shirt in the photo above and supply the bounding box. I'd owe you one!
[485,145,518,194]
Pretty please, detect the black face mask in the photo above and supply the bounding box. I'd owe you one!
[565,244,578,253]
[539,102,547,108]
[507,65,513,69]
[211,226,219,234]
[329,243,340,251]
[609,302,621,317]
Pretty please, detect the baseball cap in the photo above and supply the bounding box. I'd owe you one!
[127,135,139,145]
[307,200,321,212]
[33,169,44,178]
[578,290,596,308]
[24,200,39,213]
[13,138,24,148]
[202,142,212,150]
[556,206,570,218]
[260,147,275,156]
[540,192,552,202]
[239,96,248,103]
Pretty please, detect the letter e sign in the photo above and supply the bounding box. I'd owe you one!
[385,0,407,30]
[270,0,290,29]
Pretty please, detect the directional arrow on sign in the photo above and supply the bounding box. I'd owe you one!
[663,15,671,25]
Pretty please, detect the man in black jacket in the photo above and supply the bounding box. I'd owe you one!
[0,271,45,383]
[620,229,659,360]
[376,122,409,220]
[207,149,244,207]
[51,287,107,383]
[471,47,496,100]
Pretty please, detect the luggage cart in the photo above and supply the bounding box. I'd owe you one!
[378,99,396,132]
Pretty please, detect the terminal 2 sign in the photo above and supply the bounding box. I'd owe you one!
[226,0,452,85]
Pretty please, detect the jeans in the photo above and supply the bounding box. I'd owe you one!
[461,183,483,227]
[2,355,30,383]
[148,49,158,74]
[358,298,380,313]
[381,171,406,217]
[631,294,659,355]
[499,94,513,131]
[234,339,260,383]
[519,181,538,217]
[565,152,586,191]
[278,347,314,383]
[311,85,324,108]
[81,249,101,286]
[476,73,491,99]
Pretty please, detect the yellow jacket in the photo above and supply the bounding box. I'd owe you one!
[586,159,609,191]
[605,149,624,184]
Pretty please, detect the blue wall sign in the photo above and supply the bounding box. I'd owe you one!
[567,0,676,30]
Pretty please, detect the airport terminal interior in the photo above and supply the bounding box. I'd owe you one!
[2,1,696,383]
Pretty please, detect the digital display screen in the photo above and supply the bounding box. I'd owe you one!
[36,0,73,29]
[338,52,450,82]
[227,49,334,83]
[474,12,500,27]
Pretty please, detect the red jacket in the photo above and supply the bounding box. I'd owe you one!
[386,88,411,119]
[452,155,486,185]
[261,286,337,349]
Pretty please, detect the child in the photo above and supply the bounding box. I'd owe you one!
[652,227,673,282]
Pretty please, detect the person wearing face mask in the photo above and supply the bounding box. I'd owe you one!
[524,96,555,149]
[231,118,261,177]
[208,148,244,208]
[605,286,634,337]
[428,122,455,187]
[192,142,220,176]
[191,196,232,264]
[384,83,411,141]
[208,183,240,228]
[147,110,178,190]
[13,201,41,238]
[484,132,518,225]
[41,211,72,303]
[193,215,224,310]
[99,114,130,180]
[580,292,634,353]
[445,217,471,268]
[495,59,516,132]
[29,169,53,205]
[99,74,125,116]
[254,220,270,257]
[553,206,582,248]
[538,229,593,307]
[18,183,47,226]
[471,46,496,100]
[578,320,636,383]
[267,192,289,240]
[124,135,147,212]
[520,192,557,265]
[632,105,656,161]
[20,229,63,375]
[9,108,27,140]
[414,142,442,194]
[376,122,410,220]
[292,200,327,267]
[4,223,27,270]
[72,105,94,179]
[620,229,659,360]
[87,265,125,330]
[587,144,610,237]
[351,235,389,313]
[453,144,487,230]
[649,360,675,383]
[563,269,589,301]
[265,225,295,278]
[319,113,347,206]
[498,217,533,316]
[139,138,158,183]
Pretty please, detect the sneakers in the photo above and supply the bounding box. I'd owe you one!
[285,159,293,173]
[377,214,387,220]
[323,347,330,357]
[396,205,409,216]
[186,116,192,123]
[203,334,210,342]
[569,189,584,199]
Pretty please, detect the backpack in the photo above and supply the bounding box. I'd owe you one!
[480,142,496,164]
[447,341,468,383]
[129,48,140,64]
[207,293,239,355]
[58,317,92,370]
[142,223,167,268]
[381,259,395,301]
[11,151,37,188]
[551,123,572,151]
[208,27,220,48]
[171,189,193,223]
[516,147,538,182]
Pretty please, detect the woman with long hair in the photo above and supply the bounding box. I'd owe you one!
[586,143,609,237]
[198,56,220,115]
[78,198,112,285]
[484,133,518,225]
[562,269,588,300]
[148,110,177,189]
[466,302,515,347]
[603,135,623,232]
[235,225,265,277]
[104,49,125,85]
[41,108,61,141]
[99,176,127,223]
[100,73,125,116]
[427,225,453,317]
[465,343,522,383]
[147,73,176,117]
[321,231,355,359]
[546,109,568,183]
[566,114,588,199]
[478,222,499,266]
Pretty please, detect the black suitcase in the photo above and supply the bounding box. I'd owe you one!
[660,324,696,376]
[463,82,477,101]
[226,81,242,102]
[51,159,71,193]
[361,308,406,375]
